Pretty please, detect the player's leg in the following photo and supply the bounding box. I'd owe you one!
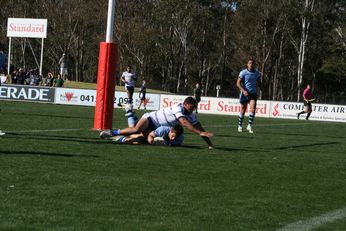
[100,117,149,138]
[297,102,308,119]
[238,93,248,132]
[143,93,147,109]
[127,87,134,104]
[246,99,256,133]
[238,104,246,132]
[306,103,312,120]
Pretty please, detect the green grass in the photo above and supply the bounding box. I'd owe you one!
[0,100,345,230]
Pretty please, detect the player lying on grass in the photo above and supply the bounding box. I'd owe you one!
[110,124,184,146]
[100,96,214,149]
[104,103,184,146]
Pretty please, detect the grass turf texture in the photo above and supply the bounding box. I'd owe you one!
[0,100,345,230]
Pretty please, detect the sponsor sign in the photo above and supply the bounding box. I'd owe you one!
[0,84,55,102]
[7,18,48,38]
[270,101,346,122]
[55,88,96,106]
[54,88,160,110]
[160,94,270,117]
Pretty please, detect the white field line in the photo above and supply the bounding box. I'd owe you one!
[276,207,346,231]
[6,128,83,133]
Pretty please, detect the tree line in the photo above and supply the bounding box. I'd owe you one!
[0,0,345,103]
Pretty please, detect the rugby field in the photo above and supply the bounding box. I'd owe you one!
[0,100,345,230]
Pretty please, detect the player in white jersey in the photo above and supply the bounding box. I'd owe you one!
[100,96,214,149]
[121,65,137,104]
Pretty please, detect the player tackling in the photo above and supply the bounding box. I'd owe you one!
[100,96,214,149]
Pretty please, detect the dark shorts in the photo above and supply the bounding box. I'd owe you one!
[304,101,312,108]
[140,92,146,100]
[146,116,157,131]
[126,86,134,95]
[239,92,257,105]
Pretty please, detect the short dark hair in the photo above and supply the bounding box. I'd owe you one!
[248,57,255,62]
[172,124,184,137]
[184,96,197,106]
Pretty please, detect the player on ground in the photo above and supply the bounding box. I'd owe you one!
[297,84,314,120]
[100,96,214,149]
[236,57,261,134]
[120,65,137,104]
[111,124,184,146]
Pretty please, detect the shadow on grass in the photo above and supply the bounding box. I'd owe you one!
[270,141,340,150]
[260,131,346,139]
[5,112,93,120]
[216,134,256,139]
[3,133,115,145]
[0,149,99,158]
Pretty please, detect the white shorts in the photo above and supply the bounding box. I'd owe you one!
[60,68,68,75]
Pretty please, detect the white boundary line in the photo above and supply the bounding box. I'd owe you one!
[6,128,83,133]
[276,207,346,231]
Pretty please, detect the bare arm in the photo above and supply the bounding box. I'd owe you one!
[178,117,214,149]
[147,131,156,144]
[236,77,248,96]
[194,122,214,149]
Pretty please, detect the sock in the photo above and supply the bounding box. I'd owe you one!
[111,129,120,136]
[248,112,255,126]
[306,112,311,120]
[119,136,126,143]
[298,111,306,115]
[238,114,244,127]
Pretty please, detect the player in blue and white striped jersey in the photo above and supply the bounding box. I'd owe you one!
[100,96,214,149]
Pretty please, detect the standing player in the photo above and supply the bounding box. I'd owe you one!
[193,83,202,113]
[100,96,214,149]
[236,58,261,134]
[120,65,137,104]
[138,79,147,110]
[297,84,314,120]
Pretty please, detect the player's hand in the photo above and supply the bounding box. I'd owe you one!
[200,131,214,138]
[242,90,249,96]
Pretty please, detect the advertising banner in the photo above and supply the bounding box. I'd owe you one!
[270,101,346,122]
[0,84,55,102]
[160,94,270,118]
[7,18,48,38]
[55,88,96,106]
[55,88,161,110]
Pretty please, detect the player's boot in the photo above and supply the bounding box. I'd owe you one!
[238,126,243,133]
[0,130,5,136]
[110,136,126,143]
[100,130,114,138]
[246,125,254,134]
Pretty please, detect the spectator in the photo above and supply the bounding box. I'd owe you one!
[59,53,68,80]
[29,69,40,86]
[0,50,5,72]
[0,71,7,84]
[46,72,54,87]
[53,74,64,87]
